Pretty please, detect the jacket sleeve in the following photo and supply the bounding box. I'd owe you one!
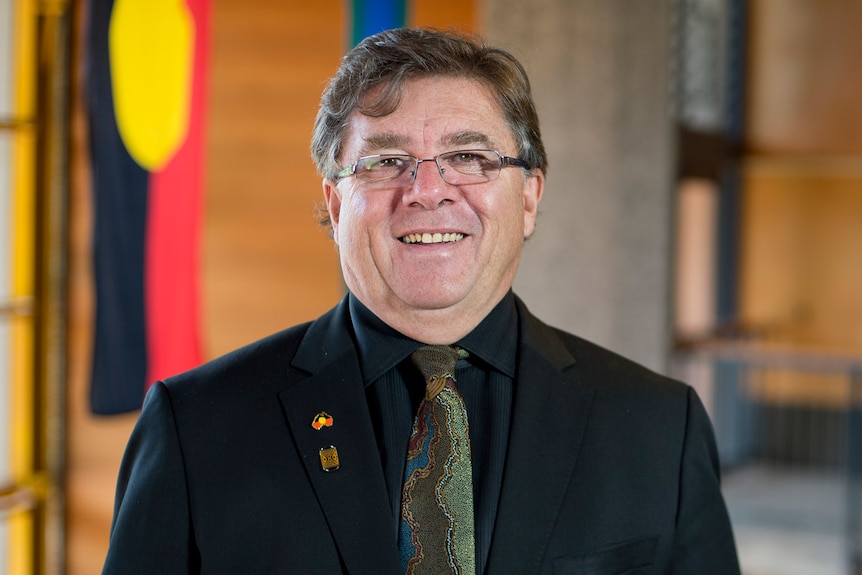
[102,381,200,574]
[672,387,741,574]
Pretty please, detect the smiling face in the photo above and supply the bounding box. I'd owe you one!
[323,76,544,343]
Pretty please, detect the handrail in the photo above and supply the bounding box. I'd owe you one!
[0,296,35,318]
[0,485,36,514]
[675,340,862,374]
[0,472,52,514]
[673,338,862,571]
[0,116,37,130]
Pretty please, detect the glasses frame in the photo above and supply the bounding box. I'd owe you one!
[334,149,531,187]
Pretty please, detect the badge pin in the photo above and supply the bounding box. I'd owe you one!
[311,411,333,430]
[319,446,340,472]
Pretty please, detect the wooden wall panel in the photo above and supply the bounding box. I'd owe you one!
[412,0,476,30]
[67,3,477,573]
[747,0,862,155]
[741,0,862,360]
[740,161,862,355]
[204,0,479,357]
[205,0,346,356]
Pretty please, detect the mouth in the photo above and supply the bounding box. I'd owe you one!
[400,232,465,245]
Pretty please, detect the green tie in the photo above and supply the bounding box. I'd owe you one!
[399,345,476,575]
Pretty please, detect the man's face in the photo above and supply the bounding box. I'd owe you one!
[323,76,543,333]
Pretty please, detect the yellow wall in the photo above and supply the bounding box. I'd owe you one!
[7,0,37,573]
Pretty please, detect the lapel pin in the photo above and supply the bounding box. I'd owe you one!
[319,446,340,472]
[311,411,333,430]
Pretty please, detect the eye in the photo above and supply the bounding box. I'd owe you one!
[444,150,499,173]
[361,155,409,173]
[449,152,483,165]
[354,155,413,183]
[374,156,407,169]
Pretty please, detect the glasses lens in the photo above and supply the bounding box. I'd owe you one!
[438,150,502,183]
[354,155,414,184]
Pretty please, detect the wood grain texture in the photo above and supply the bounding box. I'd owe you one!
[66,2,477,573]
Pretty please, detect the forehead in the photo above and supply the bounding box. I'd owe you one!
[344,76,515,156]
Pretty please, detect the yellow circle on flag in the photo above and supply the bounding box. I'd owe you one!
[109,0,195,170]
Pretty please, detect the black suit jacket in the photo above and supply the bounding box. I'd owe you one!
[103,296,740,574]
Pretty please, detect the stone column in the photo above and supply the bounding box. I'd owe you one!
[484,0,676,372]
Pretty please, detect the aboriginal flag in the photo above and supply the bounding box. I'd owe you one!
[86,0,209,414]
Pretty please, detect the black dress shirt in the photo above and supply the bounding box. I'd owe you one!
[348,292,518,574]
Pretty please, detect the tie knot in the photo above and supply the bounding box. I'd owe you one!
[411,345,467,400]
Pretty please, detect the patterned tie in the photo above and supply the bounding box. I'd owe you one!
[399,345,476,575]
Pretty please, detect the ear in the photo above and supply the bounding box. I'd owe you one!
[522,169,544,239]
[322,178,342,244]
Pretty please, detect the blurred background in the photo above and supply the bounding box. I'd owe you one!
[1,0,860,573]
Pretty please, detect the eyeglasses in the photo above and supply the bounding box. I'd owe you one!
[335,149,531,188]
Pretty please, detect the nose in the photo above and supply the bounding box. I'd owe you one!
[404,157,456,208]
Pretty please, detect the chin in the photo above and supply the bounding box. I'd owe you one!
[393,287,470,312]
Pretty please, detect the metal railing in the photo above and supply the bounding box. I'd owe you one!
[673,342,862,575]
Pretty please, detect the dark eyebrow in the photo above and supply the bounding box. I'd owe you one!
[358,130,496,156]
[360,133,410,155]
[443,131,494,149]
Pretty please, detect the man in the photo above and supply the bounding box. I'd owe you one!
[103,28,740,574]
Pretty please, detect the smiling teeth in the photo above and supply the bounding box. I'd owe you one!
[401,232,465,244]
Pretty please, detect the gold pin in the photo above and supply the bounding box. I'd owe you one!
[319,446,340,472]
[311,411,333,430]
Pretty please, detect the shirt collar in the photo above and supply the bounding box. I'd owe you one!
[348,291,519,385]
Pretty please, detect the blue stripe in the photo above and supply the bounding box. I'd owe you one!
[350,0,407,46]
[87,0,151,414]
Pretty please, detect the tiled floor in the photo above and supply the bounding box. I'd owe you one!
[723,465,856,575]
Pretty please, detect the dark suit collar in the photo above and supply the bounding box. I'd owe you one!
[279,296,402,574]
[347,293,419,384]
[283,295,595,575]
[485,297,595,574]
[290,295,356,375]
[515,294,579,371]
[347,290,519,383]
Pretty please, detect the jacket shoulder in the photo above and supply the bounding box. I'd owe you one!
[517,296,686,398]
[166,322,311,387]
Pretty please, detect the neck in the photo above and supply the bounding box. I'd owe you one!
[359,293,507,345]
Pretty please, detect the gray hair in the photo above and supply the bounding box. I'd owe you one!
[311,27,547,183]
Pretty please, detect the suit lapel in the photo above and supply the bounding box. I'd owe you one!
[278,300,401,574]
[486,302,595,574]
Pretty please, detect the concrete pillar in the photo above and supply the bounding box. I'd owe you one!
[483,0,676,372]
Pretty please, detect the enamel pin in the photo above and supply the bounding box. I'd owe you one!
[311,411,333,430]
[319,446,340,472]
